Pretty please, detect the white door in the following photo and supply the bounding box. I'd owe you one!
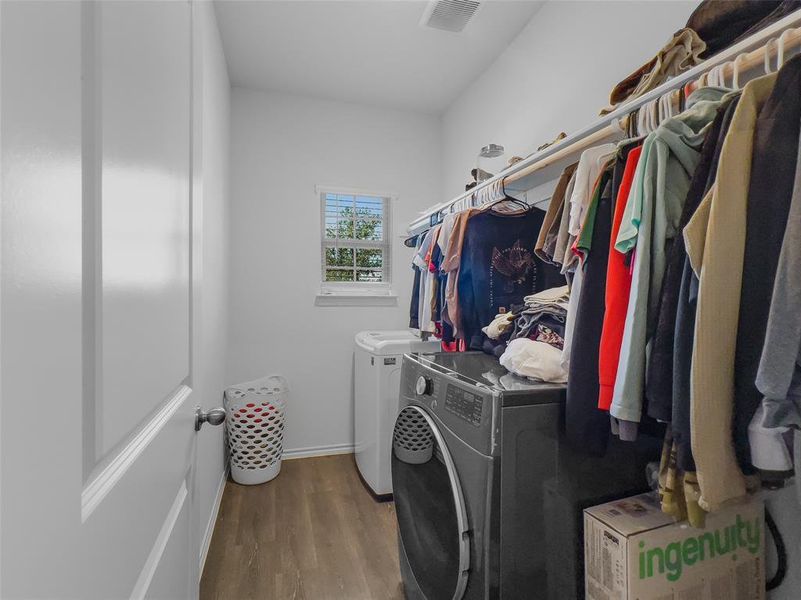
[1,1,214,598]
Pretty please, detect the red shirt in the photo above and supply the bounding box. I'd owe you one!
[598,145,642,410]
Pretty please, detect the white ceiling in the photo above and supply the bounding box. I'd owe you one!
[214,1,545,113]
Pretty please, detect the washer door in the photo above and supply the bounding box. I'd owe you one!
[391,405,470,600]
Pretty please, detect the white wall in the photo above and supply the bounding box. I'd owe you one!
[194,0,230,574]
[441,0,697,197]
[227,89,440,455]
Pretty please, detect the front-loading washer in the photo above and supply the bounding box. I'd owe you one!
[392,352,659,600]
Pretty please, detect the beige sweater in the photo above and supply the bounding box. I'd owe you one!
[683,73,777,511]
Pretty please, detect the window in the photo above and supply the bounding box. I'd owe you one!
[320,189,392,293]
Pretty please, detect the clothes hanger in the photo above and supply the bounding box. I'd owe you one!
[628,108,639,137]
[707,64,723,87]
[485,177,528,213]
[707,63,725,89]
[764,38,777,74]
[502,177,529,209]
[657,97,664,125]
[696,70,709,90]
[647,97,659,133]
[709,66,717,87]
[652,96,661,129]
[717,63,728,87]
[637,104,648,135]
[777,28,793,68]
[732,55,746,90]
[659,92,671,124]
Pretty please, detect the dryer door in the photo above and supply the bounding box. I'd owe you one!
[392,405,470,600]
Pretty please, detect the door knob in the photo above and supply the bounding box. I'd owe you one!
[195,406,226,431]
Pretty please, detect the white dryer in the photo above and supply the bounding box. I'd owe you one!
[354,330,439,497]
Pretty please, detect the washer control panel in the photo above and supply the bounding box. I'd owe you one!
[444,385,483,427]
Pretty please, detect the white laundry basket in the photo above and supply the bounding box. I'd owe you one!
[224,375,289,485]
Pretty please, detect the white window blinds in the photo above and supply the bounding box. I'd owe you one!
[321,191,391,288]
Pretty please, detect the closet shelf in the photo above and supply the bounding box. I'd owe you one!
[408,9,801,237]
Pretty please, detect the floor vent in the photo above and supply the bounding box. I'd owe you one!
[421,0,481,33]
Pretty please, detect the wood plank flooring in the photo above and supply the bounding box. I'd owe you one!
[200,454,404,600]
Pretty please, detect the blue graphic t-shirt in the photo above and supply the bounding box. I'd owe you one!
[458,208,566,350]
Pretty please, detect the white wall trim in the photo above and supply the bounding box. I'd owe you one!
[282,442,354,460]
[130,481,189,600]
[81,385,192,522]
[314,293,398,307]
[199,466,228,578]
[314,183,398,202]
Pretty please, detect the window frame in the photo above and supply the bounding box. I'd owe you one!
[317,186,395,297]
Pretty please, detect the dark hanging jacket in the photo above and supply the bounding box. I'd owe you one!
[666,93,742,473]
[646,94,739,423]
[734,54,801,474]
[565,168,614,456]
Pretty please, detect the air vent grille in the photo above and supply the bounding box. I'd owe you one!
[422,0,481,33]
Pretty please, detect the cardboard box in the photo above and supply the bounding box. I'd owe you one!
[584,492,764,600]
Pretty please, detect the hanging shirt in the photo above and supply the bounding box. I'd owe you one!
[683,73,777,512]
[646,92,739,424]
[442,208,480,338]
[566,168,614,456]
[457,208,564,351]
[563,144,618,273]
[437,212,457,258]
[425,226,442,334]
[429,235,443,325]
[755,95,801,436]
[413,230,435,333]
[655,97,741,529]
[670,93,740,474]
[436,212,458,342]
[559,144,616,371]
[409,235,424,329]
[552,170,579,267]
[734,54,801,475]
[598,144,643,411]
[567,144,618,238]
[610,87,730,440]
[536,163,578,263]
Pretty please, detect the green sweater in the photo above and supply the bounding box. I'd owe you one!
[609,86,731,432]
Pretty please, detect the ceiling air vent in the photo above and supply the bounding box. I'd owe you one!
[421,0,481,33]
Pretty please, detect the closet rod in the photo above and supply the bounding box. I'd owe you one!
[408,9,801,236]
[503,28,801,188]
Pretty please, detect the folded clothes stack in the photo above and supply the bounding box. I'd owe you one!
[479,285,572,382]
[512,285,570,346]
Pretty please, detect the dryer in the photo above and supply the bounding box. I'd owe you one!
[392,352,658,600]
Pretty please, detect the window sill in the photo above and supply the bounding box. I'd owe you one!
[315,291,398,307]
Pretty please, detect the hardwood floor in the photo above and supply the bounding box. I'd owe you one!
[200,454,404,600]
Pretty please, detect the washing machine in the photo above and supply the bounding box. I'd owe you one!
[354,331,439,497]
[392,352,659,600]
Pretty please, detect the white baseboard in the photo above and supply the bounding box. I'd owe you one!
[199,466,228,578]
[282,442,355,460]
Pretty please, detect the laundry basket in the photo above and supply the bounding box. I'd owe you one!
[224,375,288,485]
